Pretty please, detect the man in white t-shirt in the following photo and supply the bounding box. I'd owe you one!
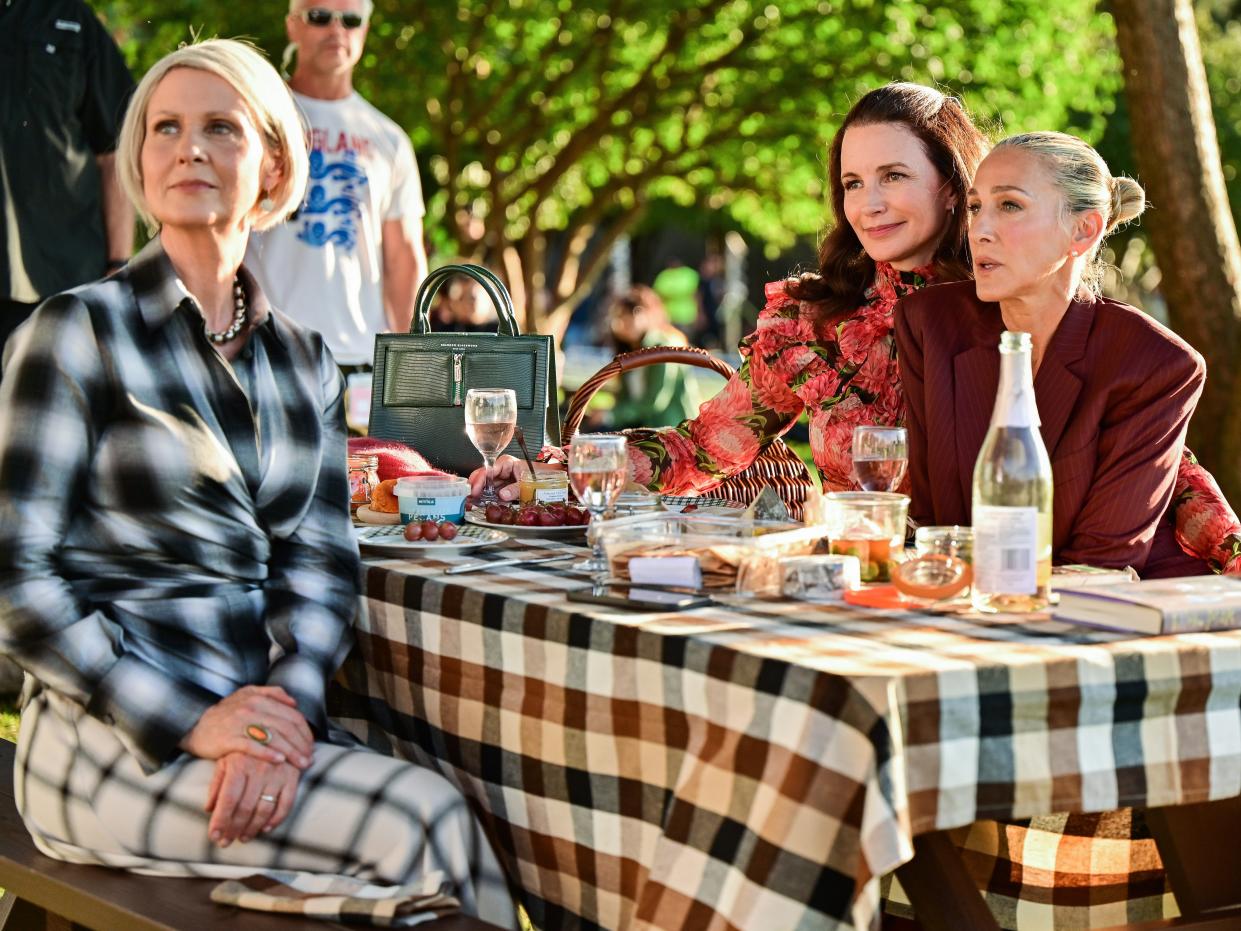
[247,0,427,368]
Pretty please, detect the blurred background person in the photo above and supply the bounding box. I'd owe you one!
[247,0,427,378]
[695,252,727,348]
[0,0,135,363]
[583,285,703,430]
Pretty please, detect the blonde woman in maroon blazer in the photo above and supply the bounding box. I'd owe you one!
[891,132,1205,928]
[897,132,1208,579]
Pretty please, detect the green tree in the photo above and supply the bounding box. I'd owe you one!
[92,0,1120,335]
[1112,0,1241,506]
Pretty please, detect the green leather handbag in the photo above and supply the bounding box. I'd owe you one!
[367,264,561,476]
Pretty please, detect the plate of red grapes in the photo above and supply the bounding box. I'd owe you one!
[465,501,590,536]
[356,521,508,552]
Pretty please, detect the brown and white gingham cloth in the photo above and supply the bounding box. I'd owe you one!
[211,871,459,926]
[329,539,1241,930]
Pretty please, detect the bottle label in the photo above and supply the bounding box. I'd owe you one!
[973,506,1037,595]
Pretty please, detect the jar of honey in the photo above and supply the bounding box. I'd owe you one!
[517,467,570,505]
[347,454,379,510]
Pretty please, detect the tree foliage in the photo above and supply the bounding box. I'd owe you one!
[92,0,1120,332]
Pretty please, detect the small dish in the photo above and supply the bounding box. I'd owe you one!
[356,523,507,553]
[464,510,587,537]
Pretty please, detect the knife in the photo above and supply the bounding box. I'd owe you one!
[444,554,575,575]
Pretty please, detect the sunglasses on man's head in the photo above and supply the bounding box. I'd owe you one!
[299,8,366,28]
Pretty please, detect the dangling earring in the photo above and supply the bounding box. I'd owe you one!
[259,192,275,212]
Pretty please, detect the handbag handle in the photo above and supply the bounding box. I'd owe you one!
[412,264,520,337]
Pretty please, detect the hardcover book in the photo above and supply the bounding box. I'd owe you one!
[1053,576,1241,635]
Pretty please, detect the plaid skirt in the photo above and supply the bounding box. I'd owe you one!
[883,811,1178,930]
[16,688,517,928]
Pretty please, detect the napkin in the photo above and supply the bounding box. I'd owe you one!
[210,871,460,927]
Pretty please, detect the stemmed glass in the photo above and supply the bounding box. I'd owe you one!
[465,388,517,506]
[851,425,908,492]
[567,434,628,577]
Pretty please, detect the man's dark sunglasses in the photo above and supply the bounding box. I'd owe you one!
[300,8,366,28]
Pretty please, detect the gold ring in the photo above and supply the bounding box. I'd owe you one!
[245,723,272,745]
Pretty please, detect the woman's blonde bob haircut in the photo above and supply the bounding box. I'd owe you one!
[116,39,308,233]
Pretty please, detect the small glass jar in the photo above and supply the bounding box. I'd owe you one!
[518,467,570,505]
[612,489,664,518]
[347,454,379,510]
[914,525,974,563]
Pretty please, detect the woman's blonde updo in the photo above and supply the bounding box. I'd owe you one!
[993,131,1146,297]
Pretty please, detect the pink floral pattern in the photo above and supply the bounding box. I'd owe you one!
[1171,450,1241,574]
[626,263,929,494]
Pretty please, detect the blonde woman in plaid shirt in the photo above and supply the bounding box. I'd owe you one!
[0,39,515,926]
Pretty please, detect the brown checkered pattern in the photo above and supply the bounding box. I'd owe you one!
[329,539,1241,930]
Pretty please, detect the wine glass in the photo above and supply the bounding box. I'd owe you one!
[567,434,628,578]
[465,388,517,506]
[851,425,908,492]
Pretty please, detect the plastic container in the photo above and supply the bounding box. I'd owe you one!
[394,475,471,524]
[598,513,827,592]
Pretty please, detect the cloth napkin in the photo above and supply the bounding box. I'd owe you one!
[210,871,460,927]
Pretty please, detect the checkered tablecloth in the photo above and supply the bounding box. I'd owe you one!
[327,538,1241,931]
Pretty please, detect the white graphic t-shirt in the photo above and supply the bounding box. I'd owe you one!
[247,91,424,365]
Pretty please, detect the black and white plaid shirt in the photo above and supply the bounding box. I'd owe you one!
[0,237,360,772]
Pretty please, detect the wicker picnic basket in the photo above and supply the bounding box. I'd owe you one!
[562,345,812,519]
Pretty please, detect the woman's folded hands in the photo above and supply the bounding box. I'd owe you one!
[205,753,301,846]
[180,685,315,770]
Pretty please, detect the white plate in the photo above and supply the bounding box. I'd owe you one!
[464,509,588,537]
[356,523,507,553]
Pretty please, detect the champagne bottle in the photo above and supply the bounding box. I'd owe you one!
[971,331,1053,613]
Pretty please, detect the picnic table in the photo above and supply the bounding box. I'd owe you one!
[327,534,1241,930]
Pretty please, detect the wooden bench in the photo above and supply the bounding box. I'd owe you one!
[0,738,504,931]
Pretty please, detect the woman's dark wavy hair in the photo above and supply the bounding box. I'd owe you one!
[786,83,989,323]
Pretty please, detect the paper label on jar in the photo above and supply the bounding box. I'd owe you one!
[973,506,1037,595]
[534,487,569,504]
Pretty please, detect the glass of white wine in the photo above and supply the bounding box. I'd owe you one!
[851,425,908,492]
[568,434,628,576]
[465,388,517,506]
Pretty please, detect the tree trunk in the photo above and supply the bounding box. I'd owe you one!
[1113,0,1241,507]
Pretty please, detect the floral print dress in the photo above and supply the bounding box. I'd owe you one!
[626,261,925,494]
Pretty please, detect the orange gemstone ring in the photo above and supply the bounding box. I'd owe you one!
[245,723,272,745]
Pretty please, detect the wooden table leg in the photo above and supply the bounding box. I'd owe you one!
[1145,795,1241,918]
[894,830,1001,931]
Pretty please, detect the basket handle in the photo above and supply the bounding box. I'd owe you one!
[562,345,734,441]
[411,264,520,336]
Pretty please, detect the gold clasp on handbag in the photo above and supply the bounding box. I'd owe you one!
[452,353,464,406]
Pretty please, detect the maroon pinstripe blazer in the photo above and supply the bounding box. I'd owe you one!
[895,281,1206,575]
